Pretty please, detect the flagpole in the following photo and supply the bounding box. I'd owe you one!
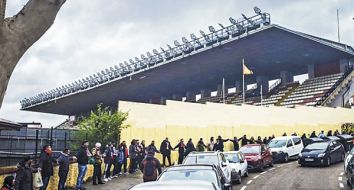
[222,77,225,104]
[242,58,245,104]
[260,84,263,106]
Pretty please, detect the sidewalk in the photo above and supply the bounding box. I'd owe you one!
[84,172,143,190]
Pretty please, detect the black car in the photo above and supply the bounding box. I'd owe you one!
[336,134,354,152]
[156,164,233,190]
[298,140,345,167]
[346,152,354,188]
[302,137,325,147]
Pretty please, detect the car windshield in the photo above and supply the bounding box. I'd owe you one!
[224,153,240,163]
[240,146,260,154]
[268,139,287,148]
[158,169,218,186]
[184,155,219,166]
[305,142,328,150]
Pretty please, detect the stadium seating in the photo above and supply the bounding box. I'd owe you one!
[253,82,299,106]
[280,73,344,107]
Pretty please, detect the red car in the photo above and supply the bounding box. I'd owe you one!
[240,144,273,171]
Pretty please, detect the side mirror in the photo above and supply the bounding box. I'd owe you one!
[221,163,227,167]
[240,160,245,163]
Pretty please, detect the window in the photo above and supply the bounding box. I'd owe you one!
[287,140,293,147]
[220,153,227,163]
[293,137,301,145]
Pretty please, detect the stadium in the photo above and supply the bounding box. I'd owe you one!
[19,9,354,144]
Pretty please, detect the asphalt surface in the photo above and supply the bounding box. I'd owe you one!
[87,160,351,190]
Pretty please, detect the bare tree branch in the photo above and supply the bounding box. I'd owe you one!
[0,0,66,108]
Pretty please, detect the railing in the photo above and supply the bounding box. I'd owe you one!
[20,12,271,109]
[315,67,354,106]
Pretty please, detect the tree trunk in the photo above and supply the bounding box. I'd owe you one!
[0,0,66,109]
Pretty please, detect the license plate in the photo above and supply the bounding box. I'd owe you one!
[305,158,314,162]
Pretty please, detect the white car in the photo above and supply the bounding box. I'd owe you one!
[224,151,248,184]
[345,147,354,173]
[183,151,234,184]
[267,136,304,162]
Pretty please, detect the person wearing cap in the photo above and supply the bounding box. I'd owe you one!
[14,157,37,190]
[140,151,162,182]
[92,142,104,185]
[1,176,14,190]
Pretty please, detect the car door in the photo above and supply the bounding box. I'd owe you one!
[219,153,231,182]
[238,152,247,175]
[292,137,303,155]
[332,141,343,162]
[286,139,295,157]
[261,144,270,165]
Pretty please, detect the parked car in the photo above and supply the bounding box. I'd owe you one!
[239,144,273,171]
[298,140,345,167]
[183,151,234,184]
[157,164,233,190]
[346,153,354,188]
[345,147,354,172]
[224,151,248,184]
[267,136,303,162]
[129,180,218,190]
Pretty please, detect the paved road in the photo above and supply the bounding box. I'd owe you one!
[86,161,350,190]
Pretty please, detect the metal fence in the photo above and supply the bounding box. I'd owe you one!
[0,127,83,167]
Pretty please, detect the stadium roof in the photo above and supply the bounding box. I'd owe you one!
[22,24,354,116]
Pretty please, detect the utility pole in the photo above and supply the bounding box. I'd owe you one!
[337,9,340,43]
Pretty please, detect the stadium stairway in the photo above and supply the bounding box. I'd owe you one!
[254,82,299,106]
[319,68,354,107]
[280,73,345,107]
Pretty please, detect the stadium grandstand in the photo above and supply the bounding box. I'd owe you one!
[20,7,354,121]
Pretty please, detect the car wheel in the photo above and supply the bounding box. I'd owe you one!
[236,171,242,184]
[284,154,289,163]
[244,169,249,177]
[326,157,331,167]
[269,159,274,167]
[259,161,265,172]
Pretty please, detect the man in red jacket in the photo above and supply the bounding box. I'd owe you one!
[140,151,162,182]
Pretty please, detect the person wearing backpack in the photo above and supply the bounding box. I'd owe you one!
[140,151,162,182]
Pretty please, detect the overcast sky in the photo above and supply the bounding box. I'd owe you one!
[1,0,353,127]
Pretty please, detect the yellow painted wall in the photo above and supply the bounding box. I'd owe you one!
[119,100,354,152]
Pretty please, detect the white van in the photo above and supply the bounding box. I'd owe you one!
[267,136,304,162]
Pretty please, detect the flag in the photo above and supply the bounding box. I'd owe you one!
[243,62,253,75]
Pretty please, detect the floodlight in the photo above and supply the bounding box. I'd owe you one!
[174,40,181,46]
[101,70,106,75]
[160,47,165,52]
[141,54,147,60]
[166,44,173,50]
[119,63,124,68]
[114,65,119,70]
[182,37,189,43]
[129,59,135,65]
[105,68,110,73]
[124,61,129,67]
[153,49,159,55]
[147,52,153,57]
[218,23,225,29]
[254,6,261,15]
[135,57,140,62]
[190,33,197,40]
[229,17,237,25]
[241,14,247,20]
[209,26,216,33]
[200,30,206,36]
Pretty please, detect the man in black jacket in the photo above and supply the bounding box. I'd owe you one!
[146,140,160,154]
[58,148,71,190]
[174,139,186,164]
[229,137,240,151]
[76,141,91,190]
[39,145,55,190]
[15,157,37,190]
[159,138,173,167]
[213,136,228,152]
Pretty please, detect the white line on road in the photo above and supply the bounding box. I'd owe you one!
[253,175,260,179]
[338,177,342,181]
[247,180,253,185]
[240,186,247,190]
[340,172,344,176]
[260,171,267,175]
[269,168,275,171]
[339,183,344,188]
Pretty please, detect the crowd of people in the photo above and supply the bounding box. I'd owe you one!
[0,129,344,190]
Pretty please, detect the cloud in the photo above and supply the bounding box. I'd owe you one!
[1,0,353,127]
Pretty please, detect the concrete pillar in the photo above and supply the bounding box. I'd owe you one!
[200,89,211,99]
[235,81,241,93]
[340,58,350,73]
[256,76,269,95]
[172,94,183,101]
[186,91,196,102]
[160,97,166,105]
[308,64,315,79]
[280,71,294,84]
